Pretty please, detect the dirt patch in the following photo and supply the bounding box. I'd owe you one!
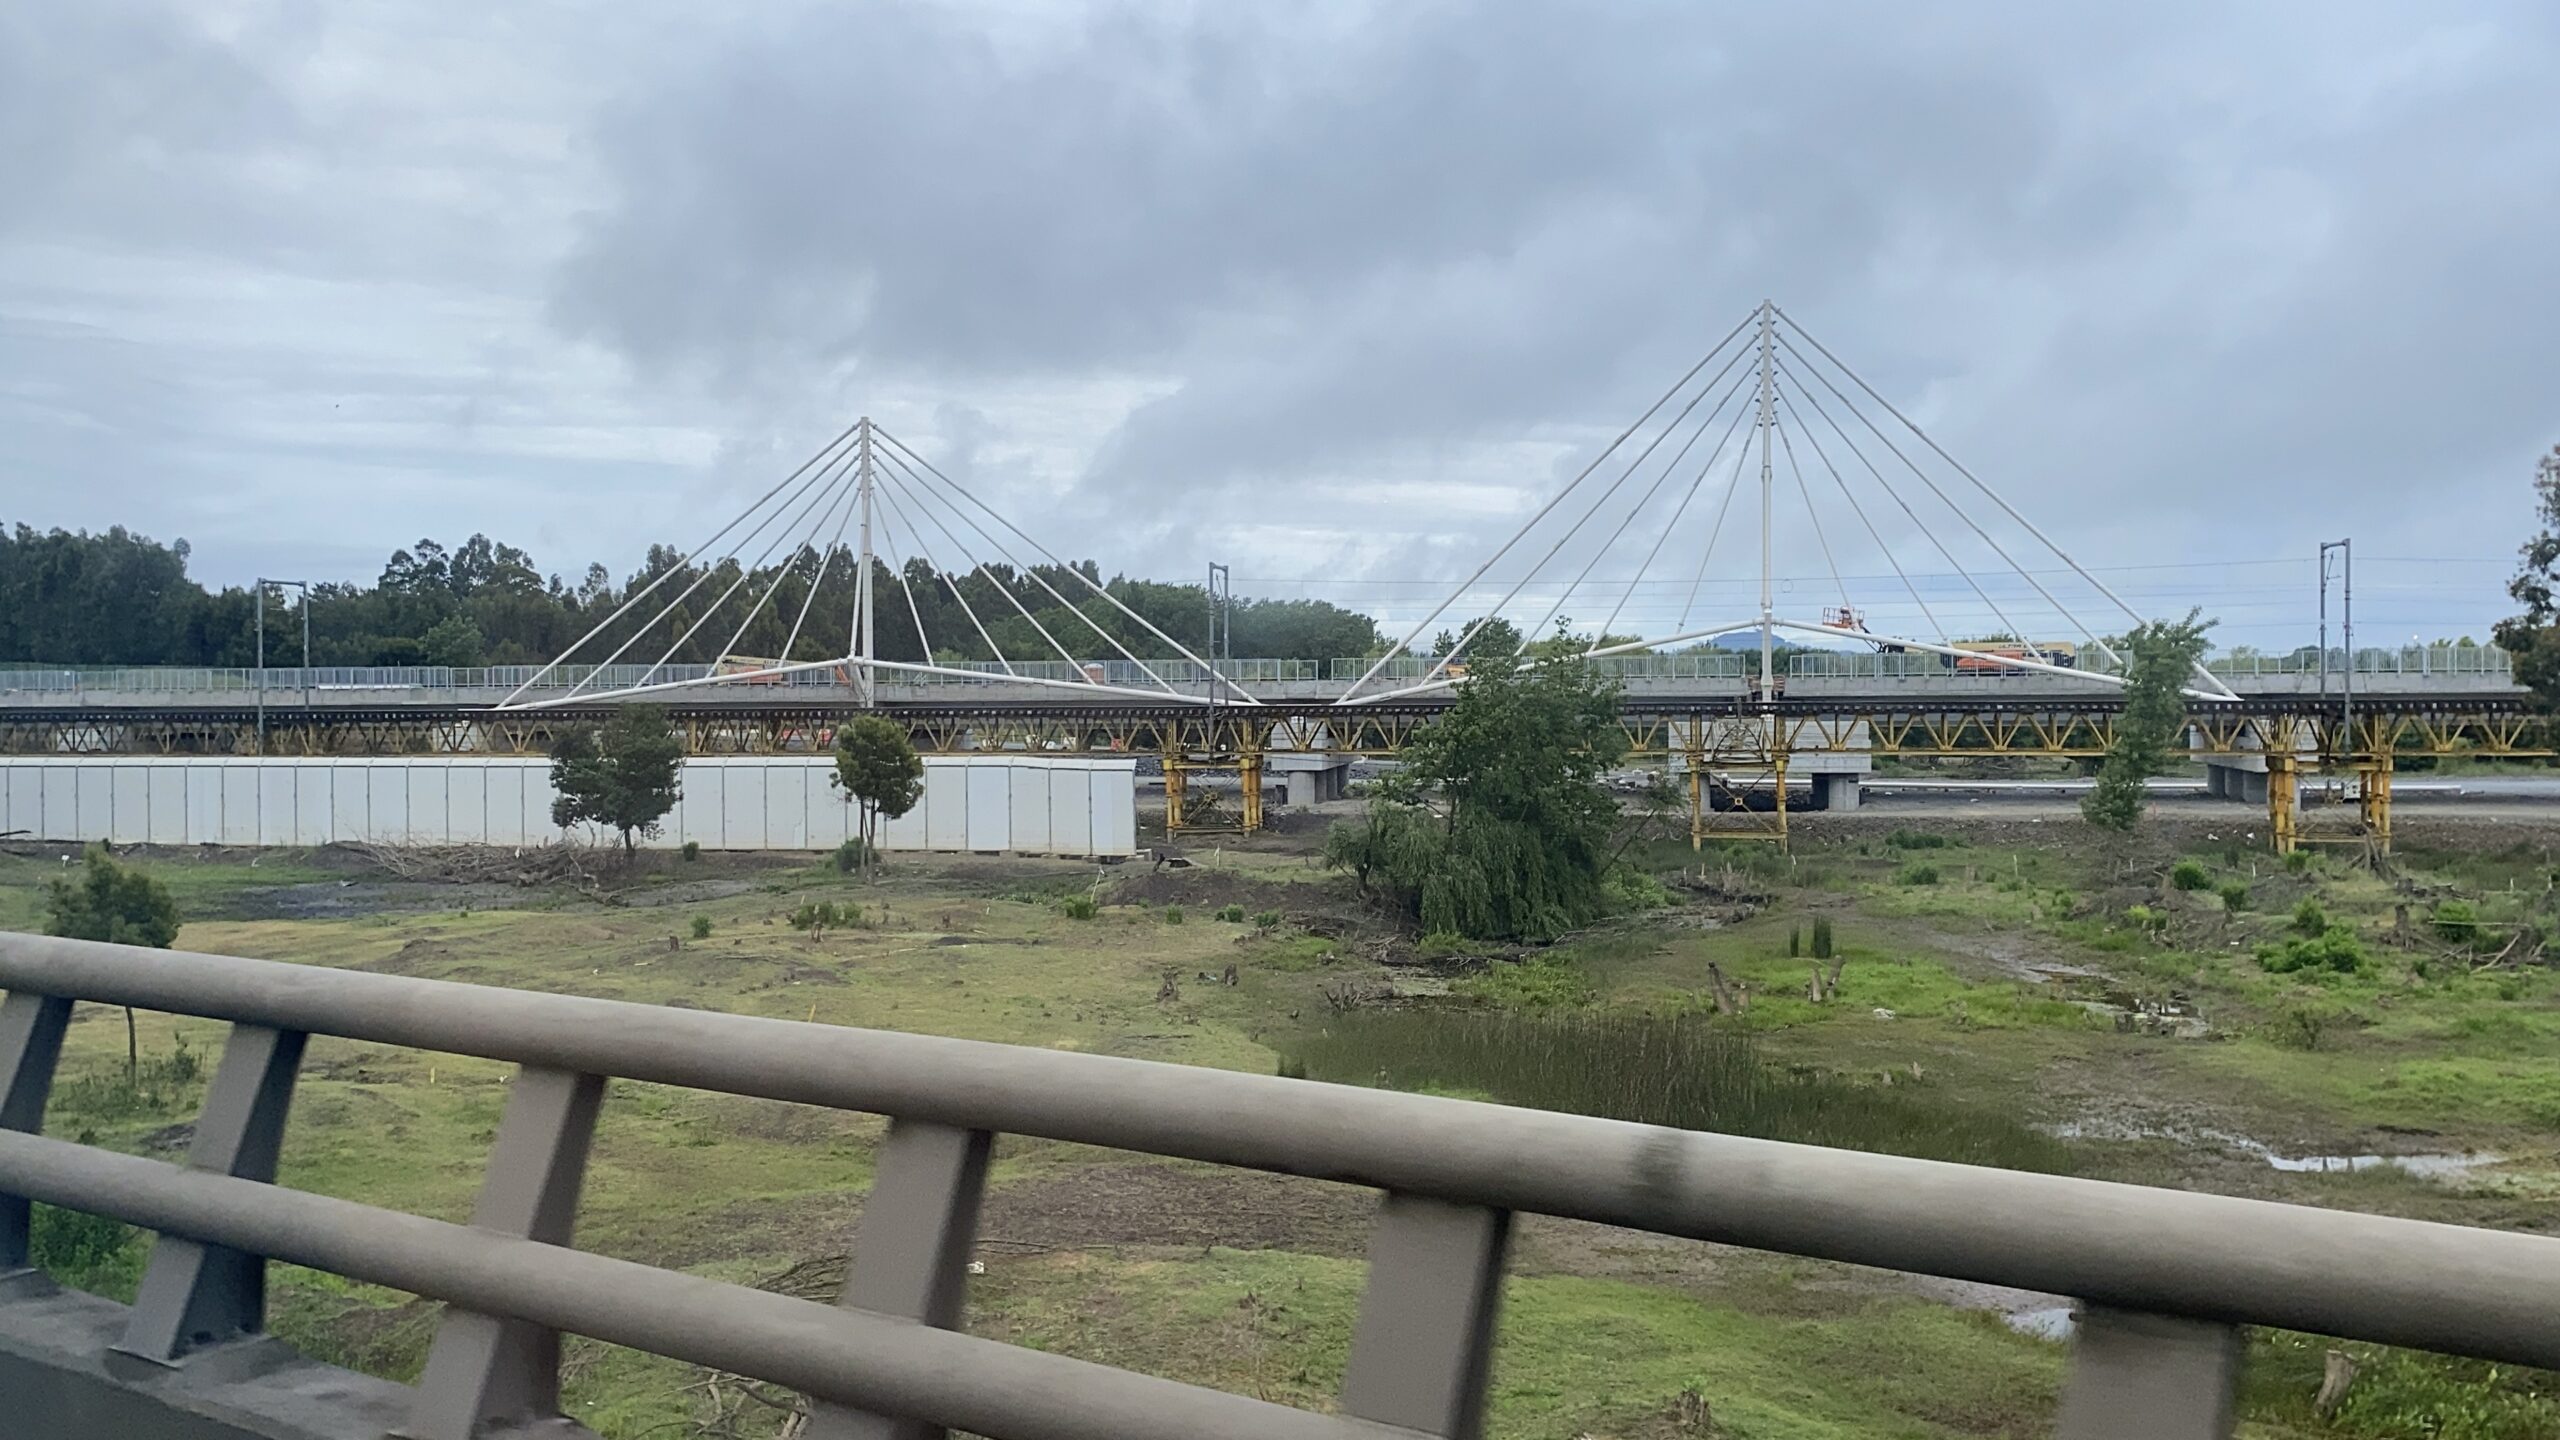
[213,879,535,922]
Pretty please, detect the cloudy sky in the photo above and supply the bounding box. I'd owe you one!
[4,0,2553,651]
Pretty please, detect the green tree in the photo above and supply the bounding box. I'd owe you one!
[2495,446,2560,710]
[831,715,925,878]
[2082,612,2214,831]
[1329,635,1626,940]
[418,613,485,668]
[550,705,685,856]
[44,843,180,1079]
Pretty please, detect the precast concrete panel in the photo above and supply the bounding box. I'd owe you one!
[406,764,448,845]
[722,765,766,850]
[1091,765,1136,856]
[219,766,259,845]
[922,763,967,850]
[964,766,1010,852]
[42,765,80,842]
[186,766,223,842]
[147,766,187,845]
[1050,764,1093,855]
[295,767,333,847]
[448,765,487,846]
[764,762,807,850]
[258,766,297,846]
[487,766,528,846]
[332,764,372,842]
[367,765,409,845]
[111,767,150,842]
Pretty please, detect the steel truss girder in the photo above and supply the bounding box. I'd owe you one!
[0,697,2543,762]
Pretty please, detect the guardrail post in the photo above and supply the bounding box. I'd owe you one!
[116,1022,306,1364]
[1341,1193,1512,1440]
[2054,1307,2241,1440]
[807,1118,993,1440]
[402,1066,605,1439]
[0,991,73,1277]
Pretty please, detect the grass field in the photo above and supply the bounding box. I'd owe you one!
[3,814,2556,1438]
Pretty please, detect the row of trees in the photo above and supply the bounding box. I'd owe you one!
[0,524,1383,669]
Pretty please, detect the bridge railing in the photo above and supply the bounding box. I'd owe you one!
[4,935,2559,1440]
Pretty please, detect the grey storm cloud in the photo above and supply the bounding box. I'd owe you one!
[2,0,2554,645]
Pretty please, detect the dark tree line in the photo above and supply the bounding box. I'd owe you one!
[0,524,1384,668]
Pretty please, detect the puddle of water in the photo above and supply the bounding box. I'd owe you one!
[2049,1121,2502,1180]
[2005,1305,2077,1342]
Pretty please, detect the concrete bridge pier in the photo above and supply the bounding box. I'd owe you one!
[1267,753,1354,810]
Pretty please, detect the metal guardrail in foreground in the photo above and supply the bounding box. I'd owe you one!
[2,938,2558,1440]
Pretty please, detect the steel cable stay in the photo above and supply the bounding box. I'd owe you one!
[1771,376,1948,645]
[503,433,868,711]
[1513,357,1759,656]
[1772,332,2118,669]
[1591,361,1766,647]
[870,441,1196,702]
[872,426,1256,705]
[1342,332,1759,706]
[1340,301,2236,700]
[1340,311,1758,700]
[868,475,1021,678]
[497,419,863,707]
[1767,361,2044,652]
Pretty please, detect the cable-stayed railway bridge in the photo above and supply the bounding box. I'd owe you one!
[0,303,2537,848]
[0,308,2555,1438]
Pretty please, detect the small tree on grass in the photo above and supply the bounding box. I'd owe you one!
[45,843,179,1080]
[2083,613,2214,831]
[832,716,925,880]
[551,705,685,857]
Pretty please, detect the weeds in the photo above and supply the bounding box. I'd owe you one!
[1894,863,1942,887]
[1215,904,1246,924]
[1286,1009,2069,1171]
[2260,926,2368,976]
[1062,895,1100,922]
[688,915,712,940]
[1886,829,1951,851]
[1811,917,1835,960]
[1165,906,1185,925]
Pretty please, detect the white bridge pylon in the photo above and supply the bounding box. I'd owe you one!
[495,419,1255,712]
[1336,300,2239,706]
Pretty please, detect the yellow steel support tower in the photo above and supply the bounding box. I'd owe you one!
[2267,753,2299,856]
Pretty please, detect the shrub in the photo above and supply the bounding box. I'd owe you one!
[2123,904,2167,936]
[2271,1004,2346,1052]
[1215,904,1246,923]
[2169,859,2210,891]
[680,840,701,861]
[1253,909,1283,933]
[2291,898,2328,937]
[1810,917,1835,960]
[1893,863,1941,887]
[2259,926,2367,975]
[1062,894,1099,921]
[31,1205,143,1296]
[2217,881,2250,914]
[832,837,874,874]
[788,900,865,931]
[1164,906,1185,924]
[1886,829,1950,851]
[688,915,712,940]
[1603,867,1673,911]
[2432,899,2481,946]
[2283,848,2313,875]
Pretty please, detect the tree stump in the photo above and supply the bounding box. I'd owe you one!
[2314,1349,2358,1418]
